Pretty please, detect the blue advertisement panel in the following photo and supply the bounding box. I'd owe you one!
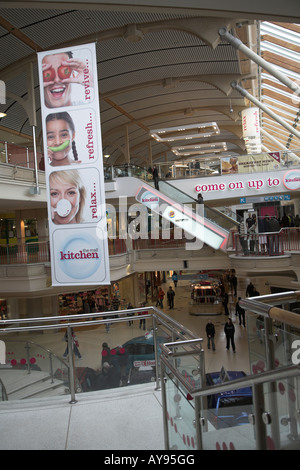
[38,43,110,286]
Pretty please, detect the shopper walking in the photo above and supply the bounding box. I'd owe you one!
[157,287,165,308]
[236,297,246,327]
[167,286,175,309]
[152,165,159,190]
[224,317,235,352]
[63,328,82,360]
[222,292,229,315]
[172,271,178,287]
[197,193,204,204]
[206,320,216,351]
[246,282,256,297]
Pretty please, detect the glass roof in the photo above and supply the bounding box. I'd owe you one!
[260,21,300,152]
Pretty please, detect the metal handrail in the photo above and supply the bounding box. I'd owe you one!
[0,306,200,403]
[0,376,8,401]
[0,306,198,338]
[4,339,68,380]
[160,352,300,450]
[240,290,300,329]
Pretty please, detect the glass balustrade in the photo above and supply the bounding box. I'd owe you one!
[262,374,300,450]
[0,307,200,403]
[163,368,198,450]
[0,294,300,450]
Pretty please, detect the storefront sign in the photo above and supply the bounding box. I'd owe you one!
[283,169,300,191]
[195,175,281,195]
[38,43,110,286]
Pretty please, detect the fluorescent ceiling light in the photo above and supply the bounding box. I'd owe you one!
[172,142,227,156]
[150,122,220,142]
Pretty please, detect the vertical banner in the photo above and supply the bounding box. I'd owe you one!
[241,107,262,154]
[38,43,110,286]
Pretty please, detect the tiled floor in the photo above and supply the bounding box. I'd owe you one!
[0,279,251,450]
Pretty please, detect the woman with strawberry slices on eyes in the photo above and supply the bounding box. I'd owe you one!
[42,50,93,109]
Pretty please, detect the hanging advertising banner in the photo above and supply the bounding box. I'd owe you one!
[221,153,281,174]
[241,107,260,138]
[37,43,110,286]
[241,107,262,154]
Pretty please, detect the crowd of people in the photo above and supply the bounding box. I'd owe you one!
[61,272,259,390]
[238,211,299,255]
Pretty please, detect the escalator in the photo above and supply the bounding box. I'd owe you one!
[109,164,240,251]
[135,180,231,252]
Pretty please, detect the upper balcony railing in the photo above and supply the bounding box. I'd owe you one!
[1,227,300,266]
[2,140,300,182]
[0,238,127,265]
[105,148,300,182]
[232,227,300,256]
[1,292,300,449]
[0,141,44,171]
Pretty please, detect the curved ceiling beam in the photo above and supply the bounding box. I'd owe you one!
[0,16,246,81]
[101,74,250,99]
[102,105,244,140]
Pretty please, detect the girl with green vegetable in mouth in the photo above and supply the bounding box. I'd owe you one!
[46,112,81,166]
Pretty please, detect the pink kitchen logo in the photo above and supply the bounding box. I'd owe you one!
[283,170,300,191]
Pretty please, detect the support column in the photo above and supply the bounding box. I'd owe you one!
[149,140,153,168]
[36,209,48,242]
[15,211,25,244]
[124,125,130,163]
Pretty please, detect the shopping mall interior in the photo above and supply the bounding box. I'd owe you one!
[0,0,300,451]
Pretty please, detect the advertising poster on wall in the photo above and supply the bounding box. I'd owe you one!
[37,43,110,286]
[221,153,280,175]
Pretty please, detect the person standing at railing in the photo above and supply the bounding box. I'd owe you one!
[267,215,281,255]
[238,220,248,255]
[281,213,290,228]
[248,214,257,253]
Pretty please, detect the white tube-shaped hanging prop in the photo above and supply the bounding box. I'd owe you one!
[231,81,300,145]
